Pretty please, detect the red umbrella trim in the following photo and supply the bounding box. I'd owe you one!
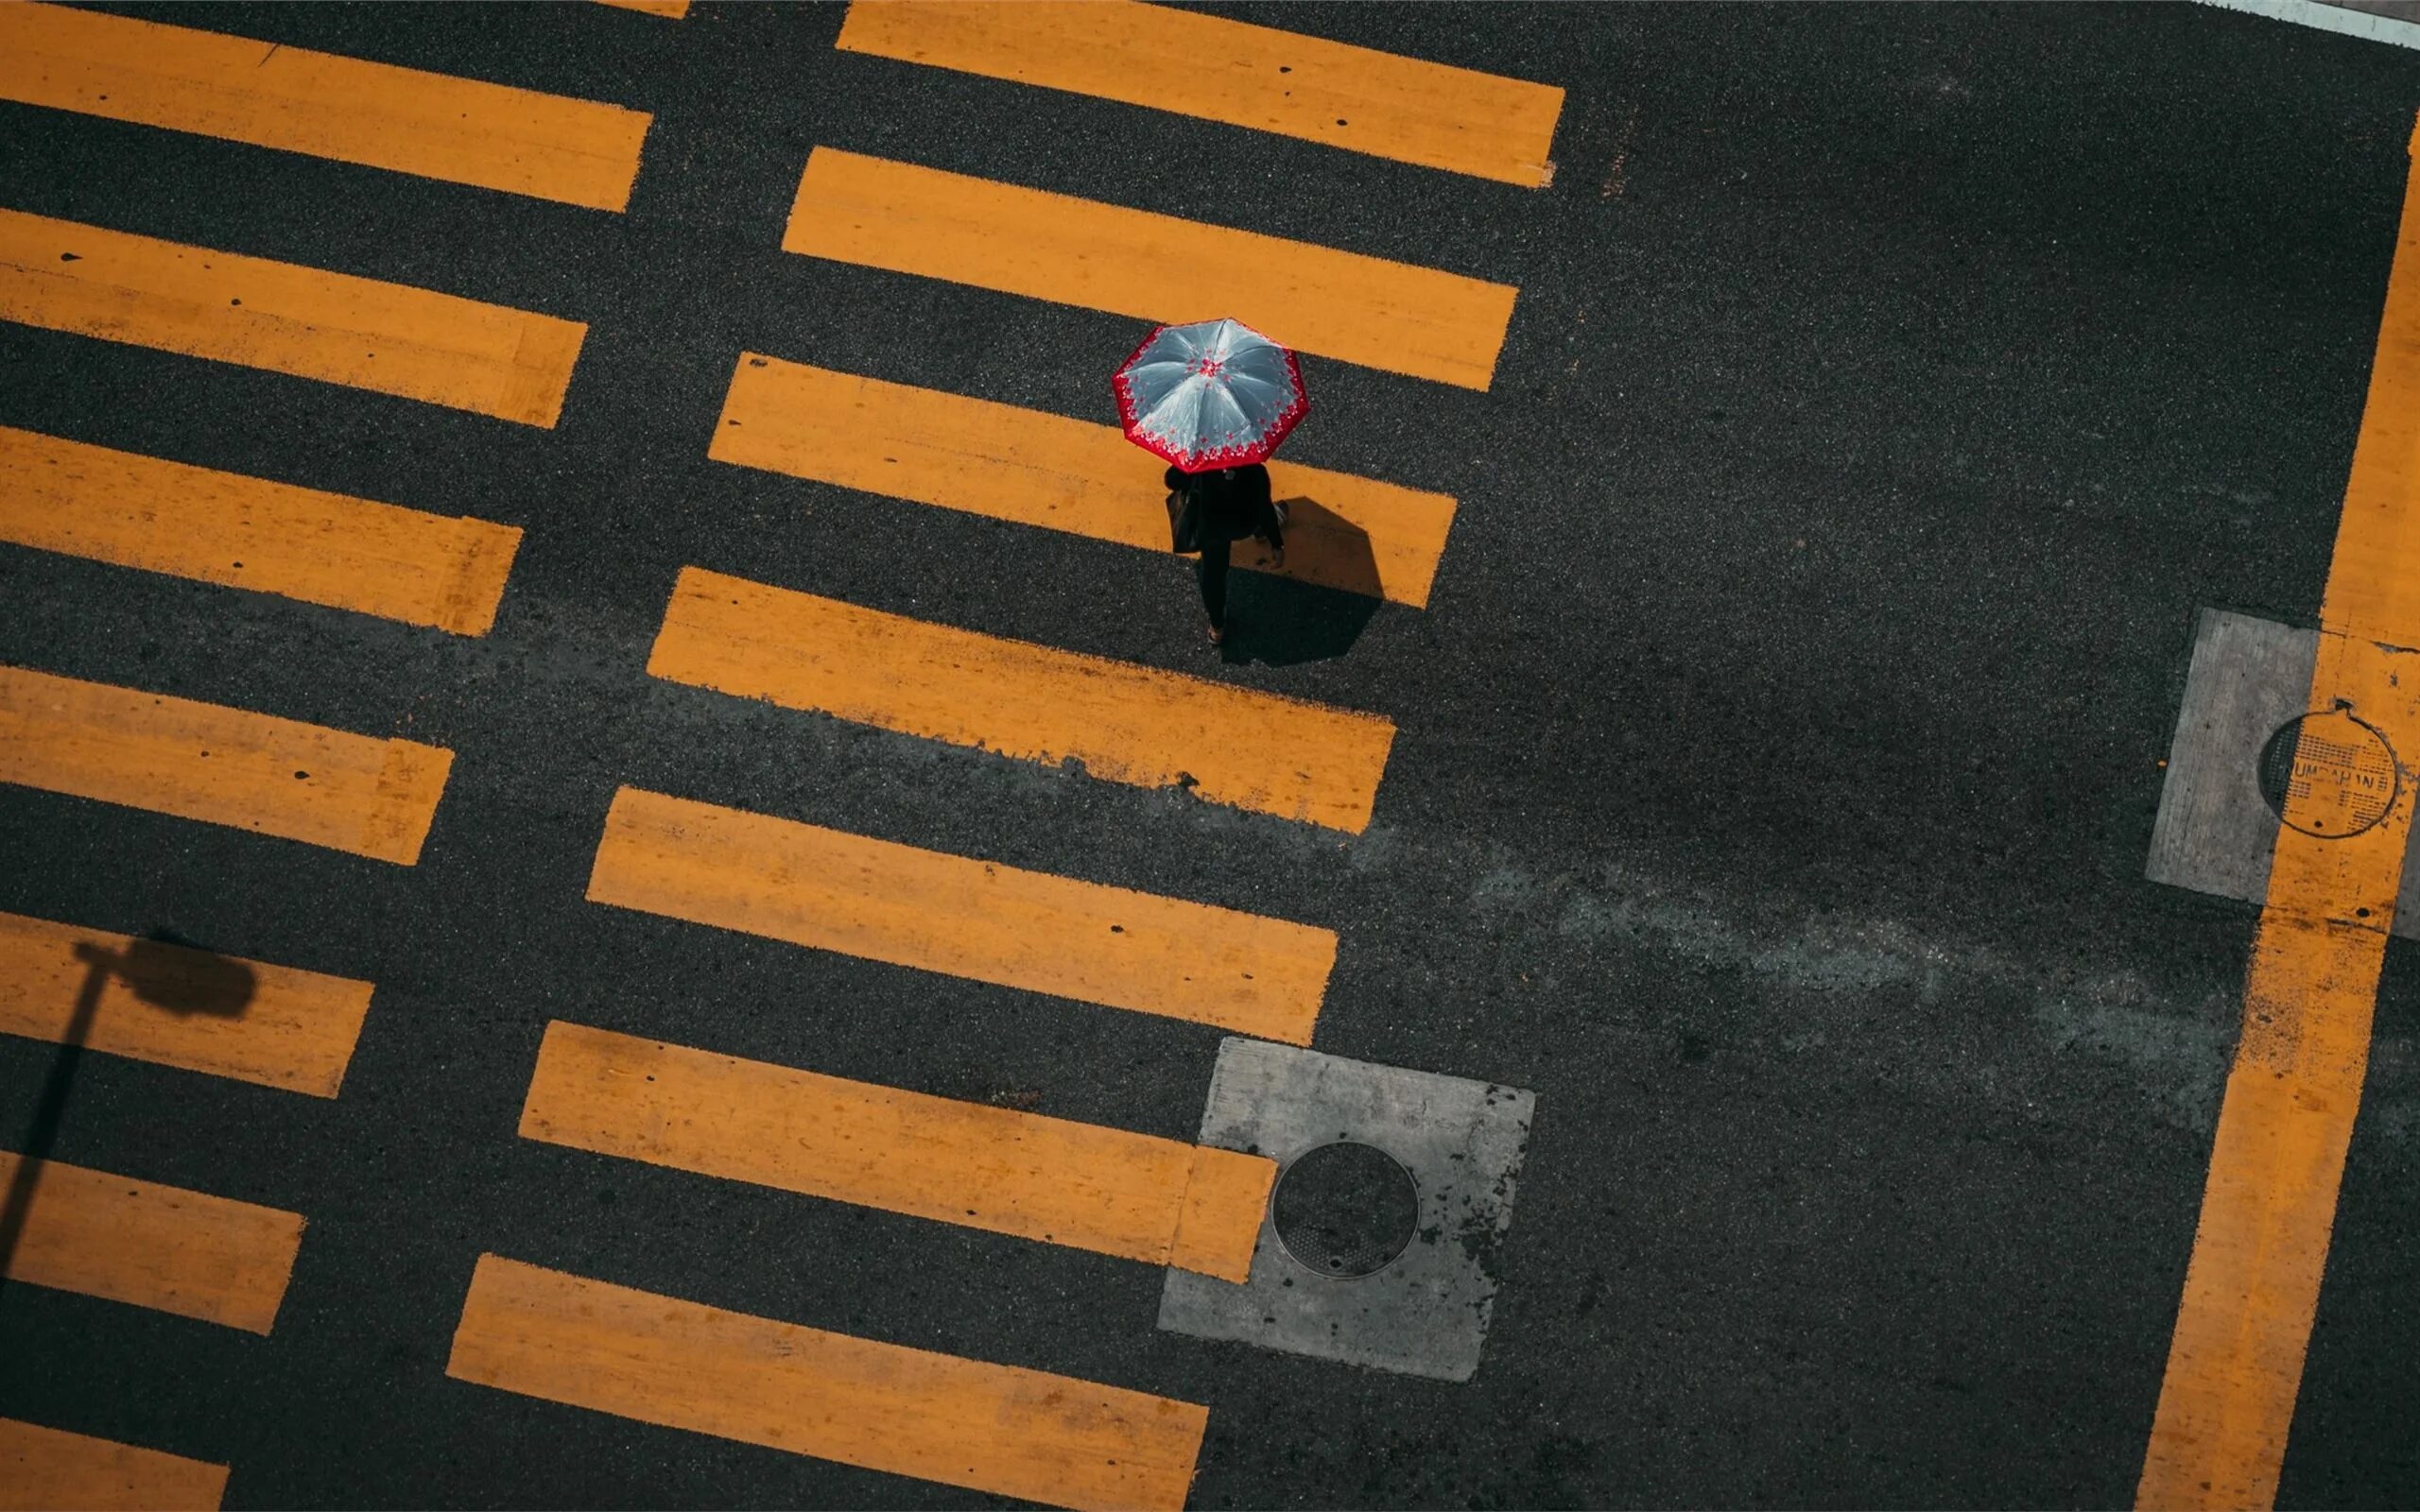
[1112,321,1309,473]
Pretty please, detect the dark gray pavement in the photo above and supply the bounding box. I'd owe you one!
[5,3,2420,1506]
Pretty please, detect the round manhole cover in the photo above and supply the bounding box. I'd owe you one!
[1271,1141,1418,1279]
[2256,709,2400,839]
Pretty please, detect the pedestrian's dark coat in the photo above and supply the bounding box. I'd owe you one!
[1166,463,1284,552]
[1167,464,1284,636]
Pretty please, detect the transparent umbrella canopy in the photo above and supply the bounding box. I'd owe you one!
[1113,317,1309,472]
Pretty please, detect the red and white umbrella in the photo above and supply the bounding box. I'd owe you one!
[1112,318,1308,472]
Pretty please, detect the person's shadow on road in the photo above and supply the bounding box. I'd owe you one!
[0,930,256,1281]
[1220,495,1384,667]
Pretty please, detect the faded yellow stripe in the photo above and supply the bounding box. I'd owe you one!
[0,910,372,1097]
[837,1,1562,187]
[522,1021,1273,1280]
[712,353,1458,608]
[0,4,649,211]
[597,0,690,15]
[651,567,1396,832]
[0,427,521,634]
[0,1418,228,1512]
[0,1152,302,1333]
[0,209,586,427]
[0,665,454,865]
[447,1254,1206,1512]
[588,786,1331,1043]
[2137,125,2420,1509]
[783,146,1518,391]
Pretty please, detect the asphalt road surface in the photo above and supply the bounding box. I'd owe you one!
[5,3,2420,1508]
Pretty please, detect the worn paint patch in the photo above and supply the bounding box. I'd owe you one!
[1157,1040,1533,1382]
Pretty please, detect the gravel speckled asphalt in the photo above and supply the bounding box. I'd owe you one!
[5,3,2420,1505]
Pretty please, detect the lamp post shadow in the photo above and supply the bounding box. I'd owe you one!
[0,931,256,1282]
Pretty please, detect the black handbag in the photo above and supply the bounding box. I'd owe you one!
[1167,488,1205,555]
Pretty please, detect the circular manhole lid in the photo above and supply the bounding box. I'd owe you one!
[2256,709,2400,839]
[1271,1141,1418,1279]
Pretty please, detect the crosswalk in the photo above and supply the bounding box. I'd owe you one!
[785,146,1521,390]
[0,911,372,1095]
[0,1417,230,1512]
[521,1021,1274,1280]
[648,566,1398,829]
[0,1152,303,1334]
[587,786,1336,1041]
[446,1254,1207,1512]
[0,209,587,426]
[0,2,1558,1503]
[834,1,1563,186]
[0,427,522,634]
[0,4,653,210]
[0,6,547,1491]
[0,665,453,864]
[711,352,1460,607]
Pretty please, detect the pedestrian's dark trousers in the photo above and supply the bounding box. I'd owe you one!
[1198,534,1232,628]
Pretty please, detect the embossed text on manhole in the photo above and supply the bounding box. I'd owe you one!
[1271,1141,1419,1279]
[2256,708,2400,839]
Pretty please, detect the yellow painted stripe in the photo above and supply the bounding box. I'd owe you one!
[0,427,521,634]
[712,353,1457,608]
[2136,123,2420,1509]
[447,1254,1206,1512]
[0,4,650,211]
[0,910,372,1097]
[0,1152,302,1333]
[651,567,1396,832]
[0,209,586,427]
[588,786,1331,1043]
[523,1021,1273,1280]
[783,147,1518,391]
[0,1418,228,1512]
[0,665,454,866]
[597,0,690,15]
[837,1,1562,187]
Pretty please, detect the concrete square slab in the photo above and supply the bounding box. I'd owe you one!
[2147,607,2420,935]
[1156,1039,1534,1383]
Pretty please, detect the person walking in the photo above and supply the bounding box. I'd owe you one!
[1167,462,1285,644]
[1111,317,1310,645]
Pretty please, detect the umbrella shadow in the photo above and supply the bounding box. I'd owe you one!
[0,931,256,1282]
[1222,496,1384,667]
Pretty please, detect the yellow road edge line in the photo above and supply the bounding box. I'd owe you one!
[445,1253,1208,1512]
[2136,119,2420,1511]
[0,208,587,427]
[0,4,649,211]
[712,352,1458,609]
[650,566,1396,832]
[521,1020,1273,1280]
[0,664,455,866]
[0,909,372,1097]
[587,786,1332,1044]
[784,146,1519,391]
[0,1151,303,1333]
[0,426,522,634]
[596,0,691,15]
[0,1418,229,1512]
[836,1,1563,187]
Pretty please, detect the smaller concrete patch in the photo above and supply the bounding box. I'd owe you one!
[2147,607,2420,932]
[1156,1040,1534,1383]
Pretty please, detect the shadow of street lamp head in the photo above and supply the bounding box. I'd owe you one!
[70,929,256,1019]
[3,931,255,1280]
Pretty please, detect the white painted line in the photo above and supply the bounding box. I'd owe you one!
[2194,0,2420,49]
